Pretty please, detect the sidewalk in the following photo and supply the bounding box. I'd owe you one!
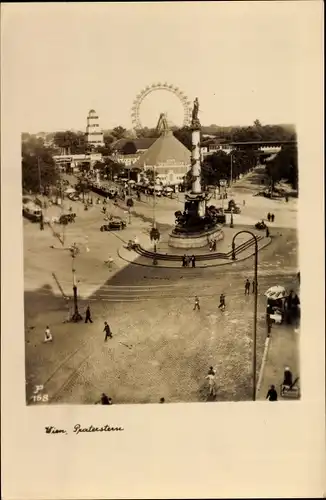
[257,322,300,400]
[118,233,271,269]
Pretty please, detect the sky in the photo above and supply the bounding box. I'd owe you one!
[2,2,315,133]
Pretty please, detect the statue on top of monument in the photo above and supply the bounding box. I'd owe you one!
[191,97,201,128]
[192,98,199,121]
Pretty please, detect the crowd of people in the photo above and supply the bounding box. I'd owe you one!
[267,212,276,223]
[244,279,256,295]
[182,254,196,267]
[266,366,297,401]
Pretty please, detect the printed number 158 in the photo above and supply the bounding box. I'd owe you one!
[32,394,48,402]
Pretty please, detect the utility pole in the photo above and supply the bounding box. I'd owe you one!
[37,156,42,194]
[70,243,82,322]
[230,150,233,187]
[153,166,156,229]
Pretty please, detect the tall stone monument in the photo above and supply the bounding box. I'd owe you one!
[168,97,223,249]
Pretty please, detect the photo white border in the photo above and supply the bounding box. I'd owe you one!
[1,2,324,499]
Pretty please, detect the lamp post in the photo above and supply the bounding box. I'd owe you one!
[128,166,131,197]
[150,226,160,265]
[70,242,83,322]
[230,150,233,187]
[232,230,258,401]
[153,165,157,227]
[126,197,133,224]
[230,207,234,228]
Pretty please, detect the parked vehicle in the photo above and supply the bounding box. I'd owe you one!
[255,220,267,230]
[224,199,241,214]
[68,193,80,201]
[100,220,126,231]
[22,202,42,222]
[224,206,241,214]
[59,213,76,224]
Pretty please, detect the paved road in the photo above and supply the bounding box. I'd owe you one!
[24,167,299,405]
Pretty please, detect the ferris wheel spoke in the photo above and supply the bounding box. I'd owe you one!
[131,83,191,130]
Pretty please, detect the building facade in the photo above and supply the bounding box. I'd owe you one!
[132,131,191,186]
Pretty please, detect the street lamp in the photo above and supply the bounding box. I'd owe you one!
[230,207,234,228]
[69,242,83,322]
[231,230,258,401]
[126,197,133,224]
[150,226,160,254]
[230,150,233,187]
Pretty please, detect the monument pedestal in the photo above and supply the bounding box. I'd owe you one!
[169,97,224,250]
[168,225,223,249]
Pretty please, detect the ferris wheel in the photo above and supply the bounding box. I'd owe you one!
[131,82,192,131]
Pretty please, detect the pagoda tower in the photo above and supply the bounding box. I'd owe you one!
[85,109,104,148]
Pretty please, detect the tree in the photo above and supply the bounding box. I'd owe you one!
[265,145,298,192]
[112,126,126,140]
[202,151,231,186]
[22,132,32,142]
[22,151,58,193]
[53,131,86,155]
[122,141,137,155]
[136,127,160,139]
[97,134,114,156]
[21,135,59,193]
[253,119,262,128]
[173,127,193,151]
[103,158,124,180]
[93,161,104,171]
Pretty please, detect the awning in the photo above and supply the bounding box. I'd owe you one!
[264,286,287,300]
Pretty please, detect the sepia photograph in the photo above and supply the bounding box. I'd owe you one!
[21,3,302,407]
[2,2,324,499]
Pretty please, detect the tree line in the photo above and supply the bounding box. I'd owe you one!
[263,144,298,193]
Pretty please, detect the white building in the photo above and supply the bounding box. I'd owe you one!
[85,109,104,148]
[112,153,141,166]
[53,153,103,172]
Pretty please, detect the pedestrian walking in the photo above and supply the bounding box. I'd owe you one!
[267,212,271,222]
[266,385,278,401]
[85,305,93,324]
[206,367,216,397]
[283,367,293,388]
[244,279,250,295]
[266,227,270,237]
[252,279,256,294]
[218,293,226,311]
[266,313,272,336]
[105,255,114,269]
[212,239,217,251]
[44,325,53,343]
[271,213,275,222]
[193,295,200,311]
[191,255,196,268]
[96,393,112,405]
[182,254,187,267]
[208,366,216,376]
[103,321,113,341]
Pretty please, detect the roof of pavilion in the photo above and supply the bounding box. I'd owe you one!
[132,131,191,169]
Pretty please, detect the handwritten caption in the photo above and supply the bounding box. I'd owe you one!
[45,425,124,435]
